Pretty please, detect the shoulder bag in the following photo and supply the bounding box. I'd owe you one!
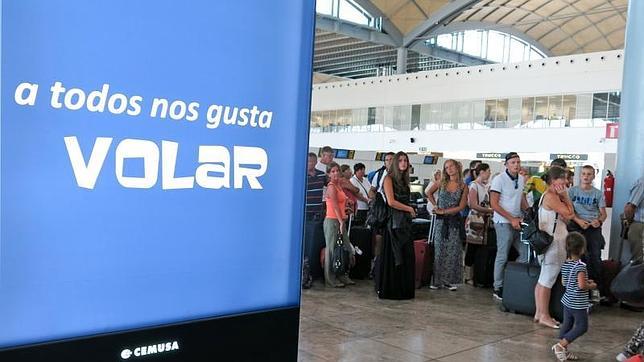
[465,183,490,245]
[523,195,556,255]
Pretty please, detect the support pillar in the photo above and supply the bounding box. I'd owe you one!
[396,47,408,74]
[609,0,644,261]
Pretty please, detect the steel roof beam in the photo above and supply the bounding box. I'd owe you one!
[351,0,404,45]
[410,43,489,66]
[403,0,480,48]
[315,14,399,47]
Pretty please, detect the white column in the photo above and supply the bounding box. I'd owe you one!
[609,0,644,260]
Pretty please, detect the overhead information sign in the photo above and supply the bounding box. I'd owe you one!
[476,152,508,159]
[550,153,589,161]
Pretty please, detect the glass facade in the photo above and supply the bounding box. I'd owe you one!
[316,0,380,30]
[310,92,621,133]
[427,30,546,64]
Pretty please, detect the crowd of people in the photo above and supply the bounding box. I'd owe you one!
[304,146,643,361]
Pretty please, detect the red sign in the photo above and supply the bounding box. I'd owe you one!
[606,123,619,139]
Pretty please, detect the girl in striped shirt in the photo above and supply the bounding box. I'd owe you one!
[552,232,598,361]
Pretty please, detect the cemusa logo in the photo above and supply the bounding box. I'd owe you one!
[121,341,180,359]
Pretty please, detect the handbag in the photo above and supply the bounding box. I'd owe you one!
[466,211,489,245]
[610,260,644,304]
[465,183,490,245]
[332,231,348,275]
[523,196,556,255]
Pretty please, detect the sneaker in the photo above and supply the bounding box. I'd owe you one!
[551,343,567,362]
[429,285,441,290]
[444,284,458,291]
[493,288,503,301]
[616,352,631,361]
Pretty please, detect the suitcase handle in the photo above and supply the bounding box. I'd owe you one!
[427,213,437,245]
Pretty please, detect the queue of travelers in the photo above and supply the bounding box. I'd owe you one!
[303,146,643,360]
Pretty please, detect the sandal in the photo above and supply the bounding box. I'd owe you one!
[551,343,567,361]
[538,319,560,329]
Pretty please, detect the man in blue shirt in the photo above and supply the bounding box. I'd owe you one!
[568,165,607,288]
[303,152,327,287]
[623,176,644,262]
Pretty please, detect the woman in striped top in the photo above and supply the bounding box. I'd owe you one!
[552,232,598,361]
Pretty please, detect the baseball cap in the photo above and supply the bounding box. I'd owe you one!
[505,152,520,162]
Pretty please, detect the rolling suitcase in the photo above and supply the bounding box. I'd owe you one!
[600,259,620,304]
[349,225,373,279]
[414,239,433,289]
[473,226,496,288]
[411,218,431,241]
[500,232,564,322]
[414,214,436,289]
[600,226,633,304]
[473,246,496,288]
[500,261,564,321]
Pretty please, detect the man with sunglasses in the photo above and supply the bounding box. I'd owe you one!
[490,152,530,300]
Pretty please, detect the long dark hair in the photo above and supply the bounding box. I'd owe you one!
[474,163,490,179]
[389,151,410,192]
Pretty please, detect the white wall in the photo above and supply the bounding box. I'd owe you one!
[309,50,622,175]
[310,127,618,155]
[311,50,623,110]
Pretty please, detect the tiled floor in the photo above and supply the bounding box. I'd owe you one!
[299,280,641,361]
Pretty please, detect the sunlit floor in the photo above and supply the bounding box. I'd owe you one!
[298,280,640,362]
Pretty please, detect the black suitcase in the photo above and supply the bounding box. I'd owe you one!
[473,246,496,288]
[500,261,564,322]
[473,227,497,288]
[411,218,431,241]
[349,226,373,279]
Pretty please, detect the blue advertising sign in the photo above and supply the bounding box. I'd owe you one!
[1,0,315,350]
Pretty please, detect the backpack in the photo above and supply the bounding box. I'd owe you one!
[366,168,388,228]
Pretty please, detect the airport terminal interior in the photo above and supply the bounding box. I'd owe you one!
[298,0,642,361]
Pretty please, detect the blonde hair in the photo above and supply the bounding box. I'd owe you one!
[440,159,464,189]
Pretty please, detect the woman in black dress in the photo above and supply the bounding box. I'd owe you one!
[376,151,416,299]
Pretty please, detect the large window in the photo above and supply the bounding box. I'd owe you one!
[316,0,380,29]
[310,91,620,133]
[427,30,546,64]
[592,92,621,125]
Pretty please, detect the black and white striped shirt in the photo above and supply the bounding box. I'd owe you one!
[561,260,590,310]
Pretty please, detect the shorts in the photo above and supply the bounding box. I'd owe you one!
[538,236,566,288]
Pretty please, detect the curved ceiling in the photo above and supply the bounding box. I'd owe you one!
[366,0,627,55]
[313,0,628,80]
[449,0,627,55]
